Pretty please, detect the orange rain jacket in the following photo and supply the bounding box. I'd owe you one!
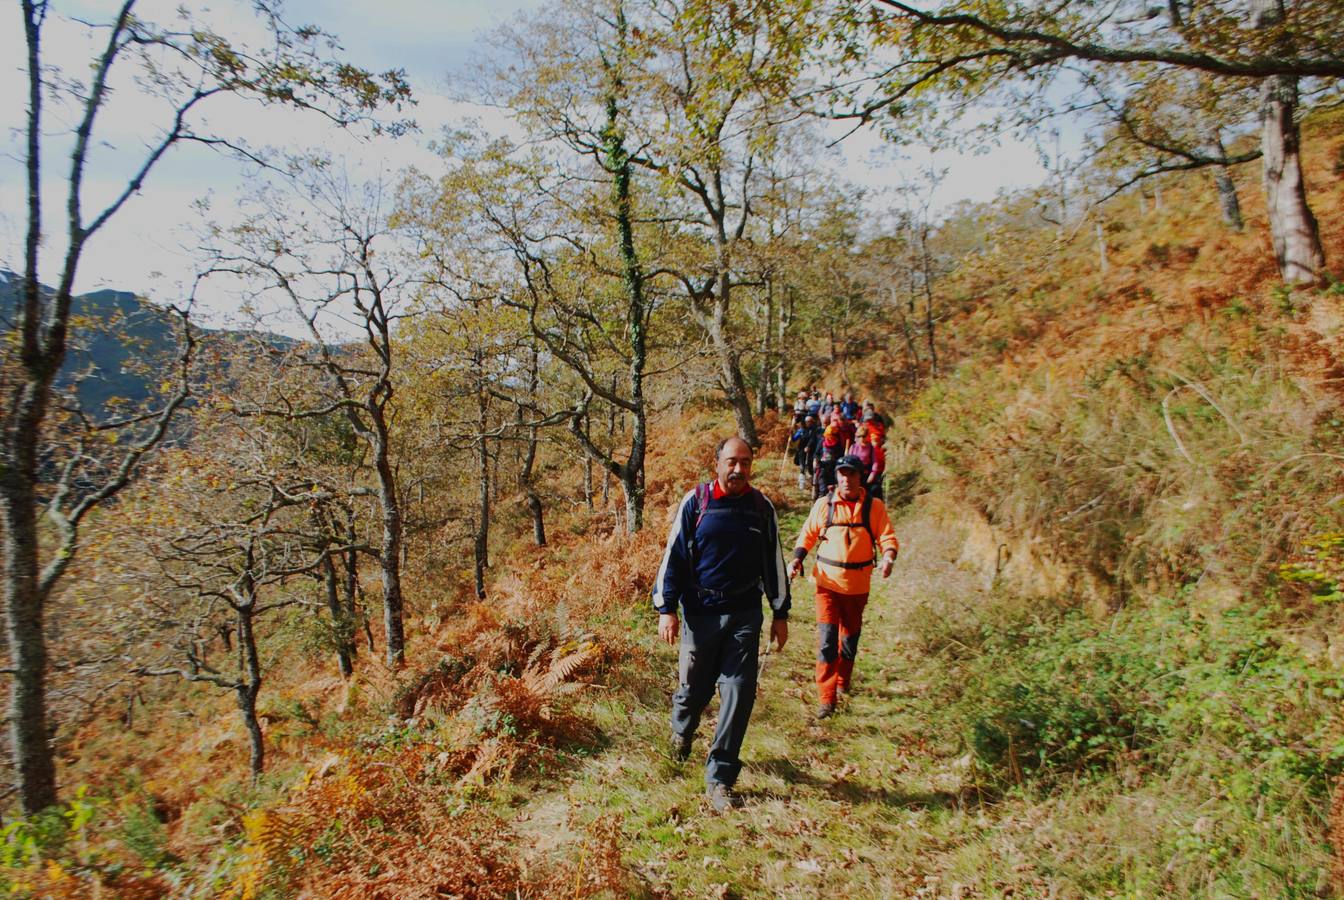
[793,488,900,595]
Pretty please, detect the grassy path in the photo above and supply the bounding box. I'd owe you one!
[508,491,1018,898]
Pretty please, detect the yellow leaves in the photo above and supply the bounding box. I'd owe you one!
[44,860,69,884]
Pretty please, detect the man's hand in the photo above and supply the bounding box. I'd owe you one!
[770,618,789,651]
[658,613,679,646]
[787,557,804,580]
[880,553,896,579]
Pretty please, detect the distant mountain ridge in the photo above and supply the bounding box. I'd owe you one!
[1,270,294,417]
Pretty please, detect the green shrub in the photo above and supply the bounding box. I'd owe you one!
[951,596,1344,803]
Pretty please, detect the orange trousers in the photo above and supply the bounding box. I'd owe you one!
[815,587,868,705]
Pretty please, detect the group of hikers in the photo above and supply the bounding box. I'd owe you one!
[652,391,899,811]
[786,388,889,501]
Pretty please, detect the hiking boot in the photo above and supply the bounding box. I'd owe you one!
[706,782,740,812]
[669,732,692,762]
[816,703,836,720]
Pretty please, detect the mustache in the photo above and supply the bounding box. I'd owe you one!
[726,473,745,480]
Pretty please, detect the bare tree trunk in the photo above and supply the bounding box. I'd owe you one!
[583,411,594,511]
[235,605,265,779]
[604,378,617,508]
[776,284,794,412]
[2,479,56,813]
[520,350,547,547]
[1252,0,1326,284]
[924,296,938,377]
[343,513,360,660]
[708,273,758,445]
[371,427,406,668]
[474,352,490,600]
[1209,132,1244,231]
[757,276,775,418]
[1214,168,1244,231]
[919,226,939,377]
[523,448,546,547]
[322,554,354,678]
[888,284,922,388]
[1096,220,1109,276]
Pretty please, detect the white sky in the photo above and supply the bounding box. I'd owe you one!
[0,1,1049,328]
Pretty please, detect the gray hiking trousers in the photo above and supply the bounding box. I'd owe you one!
[671,605,763,787]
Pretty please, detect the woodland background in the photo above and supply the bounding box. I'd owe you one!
[5,0,1344,895]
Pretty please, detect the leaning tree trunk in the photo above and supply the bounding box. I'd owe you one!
[234,597,265,778]
[1254,0,1325,284]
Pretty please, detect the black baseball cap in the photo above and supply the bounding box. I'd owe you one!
[836,454,864,472]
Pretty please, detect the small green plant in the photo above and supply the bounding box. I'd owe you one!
[1277,532,1344,603]
[1271,283,1297,315]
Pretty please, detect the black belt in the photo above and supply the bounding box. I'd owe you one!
[817,555,873,570]
[696,582,761,600]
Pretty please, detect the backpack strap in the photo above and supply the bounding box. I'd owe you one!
[692,483,769,541]
[693,481,714,533]
[861,490,877,555]
[690,484,773,598]
[821,488,878,555]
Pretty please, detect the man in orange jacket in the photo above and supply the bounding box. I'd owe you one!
[788,454,899,719]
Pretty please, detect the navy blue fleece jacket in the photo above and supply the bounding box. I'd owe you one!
[651,484,791,619]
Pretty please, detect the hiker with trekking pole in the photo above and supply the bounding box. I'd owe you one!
[653,436,791,811]
[788,454,899,720]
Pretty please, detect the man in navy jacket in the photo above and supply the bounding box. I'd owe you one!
[653,436,790,811]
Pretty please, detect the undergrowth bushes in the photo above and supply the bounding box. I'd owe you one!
[911,590,1344,893]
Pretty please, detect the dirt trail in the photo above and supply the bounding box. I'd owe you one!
[511,492,995,897]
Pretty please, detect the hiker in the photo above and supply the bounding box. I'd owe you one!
[818,391,836,422]
[792,390,809,425]
[860,408,887,447]
[788,454,899,718]
[805,391,822,420]
[837,410,858,454]
[653,436,790,812]
[863,426,887,500]
[850,427,875,484]
[793,414,822,491]
[839,391,861,421]
[812,413,843,498]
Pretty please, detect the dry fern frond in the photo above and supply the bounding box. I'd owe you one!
[523,645,593,696]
